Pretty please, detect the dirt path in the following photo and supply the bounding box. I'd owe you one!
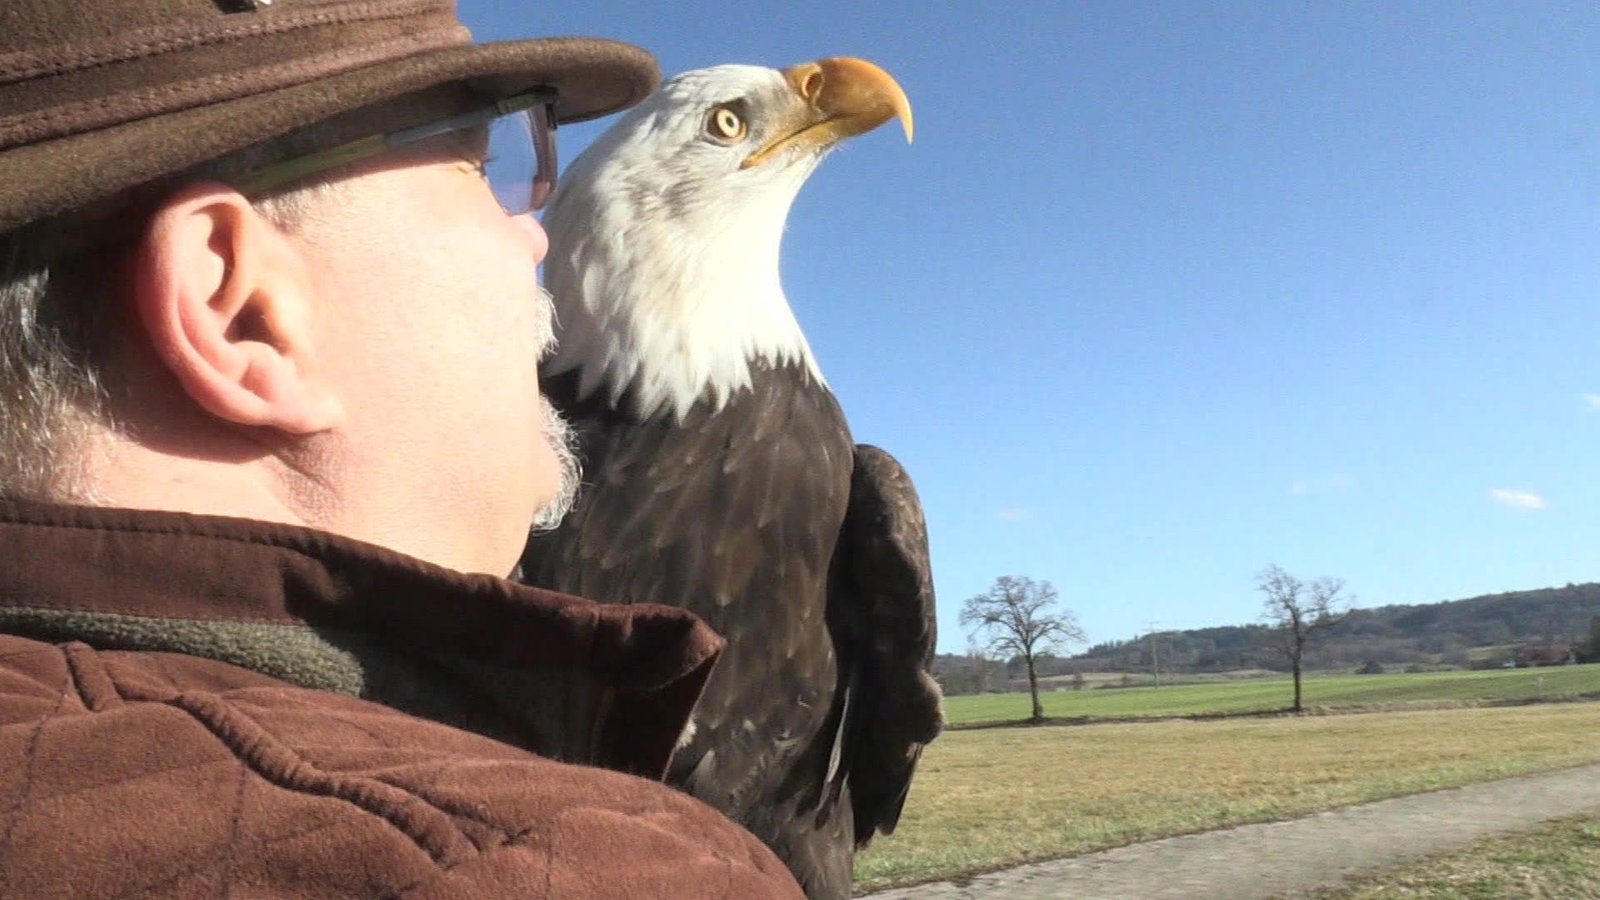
[863,763,1600,899]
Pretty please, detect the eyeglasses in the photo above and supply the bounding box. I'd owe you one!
[232,88,559,214]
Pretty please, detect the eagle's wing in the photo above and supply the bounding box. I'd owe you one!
[829,443,944,845]
[524,368,852,817]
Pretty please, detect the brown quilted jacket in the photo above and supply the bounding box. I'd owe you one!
[0,501,804,898]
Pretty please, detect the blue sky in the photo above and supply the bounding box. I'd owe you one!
[461,1,1600,654]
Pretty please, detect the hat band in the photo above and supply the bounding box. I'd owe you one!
[0,0,468,152]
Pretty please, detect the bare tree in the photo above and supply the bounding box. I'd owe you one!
[1257,565,1350,712]
[1579,616,1600,665]
[960,576,1086,723]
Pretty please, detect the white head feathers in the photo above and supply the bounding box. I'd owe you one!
[539,64,833,422]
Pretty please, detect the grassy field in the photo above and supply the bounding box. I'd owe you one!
[853,702,1600,892]
[1306,814,1600,899]
[944,663,1600,724]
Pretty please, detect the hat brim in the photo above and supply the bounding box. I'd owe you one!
[1,36,658,233]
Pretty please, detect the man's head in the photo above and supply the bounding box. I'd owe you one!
[0,0,654,574]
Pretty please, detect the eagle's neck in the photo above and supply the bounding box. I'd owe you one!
[541,169,826,423]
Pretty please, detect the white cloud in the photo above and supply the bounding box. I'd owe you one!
[1583,394,1600,411]
[1490,489,1545,510]
[1289,474,1355,496]
[994,508,1033,522]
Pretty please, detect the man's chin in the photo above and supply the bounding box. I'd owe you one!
[527,403,581,534]
[527,492,569,535]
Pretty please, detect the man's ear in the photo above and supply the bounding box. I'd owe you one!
[131,183,344,435]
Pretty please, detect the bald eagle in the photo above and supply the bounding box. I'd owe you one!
[518,58,943,897]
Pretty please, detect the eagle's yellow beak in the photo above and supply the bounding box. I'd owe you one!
[741,57,913,169]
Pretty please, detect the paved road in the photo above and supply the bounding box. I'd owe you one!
[864,764,1600,899]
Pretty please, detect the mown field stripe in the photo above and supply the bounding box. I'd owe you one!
[854,702,1600,891]
[942,663,1600,725]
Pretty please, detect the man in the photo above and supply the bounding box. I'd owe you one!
[0,1,804,897]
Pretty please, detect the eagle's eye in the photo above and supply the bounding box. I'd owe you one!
[706,105,748,142]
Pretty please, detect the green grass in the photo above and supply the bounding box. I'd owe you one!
[854,703,1600,892]
[944,663,1600,724]
[1304,815,1600,899]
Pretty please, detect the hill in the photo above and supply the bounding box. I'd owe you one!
[935,582,1600,694]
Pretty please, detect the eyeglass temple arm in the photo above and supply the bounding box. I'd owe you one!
[233,89,555,196]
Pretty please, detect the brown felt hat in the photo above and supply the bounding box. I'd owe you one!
[0,0,660,234]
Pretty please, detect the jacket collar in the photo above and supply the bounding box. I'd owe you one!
[0,500,721,778]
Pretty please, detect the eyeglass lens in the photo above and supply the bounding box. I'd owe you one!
[483,103,557,215]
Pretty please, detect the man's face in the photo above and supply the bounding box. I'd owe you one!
[285,130,568,574]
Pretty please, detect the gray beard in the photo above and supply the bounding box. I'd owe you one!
[528,399,580,534]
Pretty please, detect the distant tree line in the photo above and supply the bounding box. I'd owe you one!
[934,582,1600,695]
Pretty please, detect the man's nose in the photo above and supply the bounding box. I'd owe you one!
[516,212,549,262]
